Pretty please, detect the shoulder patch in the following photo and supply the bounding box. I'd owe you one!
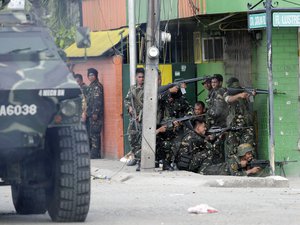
[231,163,238,171]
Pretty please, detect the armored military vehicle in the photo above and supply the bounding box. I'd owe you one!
[0,9,91,222]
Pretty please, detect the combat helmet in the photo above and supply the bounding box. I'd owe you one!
[237,143,254,157]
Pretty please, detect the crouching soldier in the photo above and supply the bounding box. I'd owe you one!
[176,118,213,173]
[202,143,270,177]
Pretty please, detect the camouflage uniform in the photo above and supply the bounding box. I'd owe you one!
[206,87,228,128]
[176,129,213,173]
[157,91,193,165]
[209,134,225,164]
[205,87,228,164]
[124,84,144,159]
[86,80,104,158]
[202,155,270,177]
[223,92,255,159]
[80,83,88,114]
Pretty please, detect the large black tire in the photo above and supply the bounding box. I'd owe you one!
[46,124,91,222]
[11,185,47,215]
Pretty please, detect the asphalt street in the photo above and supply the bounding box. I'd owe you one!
[0,159,300,225]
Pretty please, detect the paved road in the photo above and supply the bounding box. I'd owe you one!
[1,159,300,225]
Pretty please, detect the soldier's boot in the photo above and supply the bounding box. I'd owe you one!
[90,149,100,159]
[162,160,174,171]
[136,160,141,172]
[126,158,137,166]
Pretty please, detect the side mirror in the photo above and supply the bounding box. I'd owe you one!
[75,27,91,49]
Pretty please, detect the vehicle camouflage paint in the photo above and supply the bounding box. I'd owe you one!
[0,10,91,222]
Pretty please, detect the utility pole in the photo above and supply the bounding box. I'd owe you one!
[128,0,137,85]
[141,0,161,170]
[266,0,275,175]
[248,0,276,175]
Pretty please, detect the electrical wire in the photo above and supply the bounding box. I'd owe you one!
[282,0,300,6]
[96,0,122,56]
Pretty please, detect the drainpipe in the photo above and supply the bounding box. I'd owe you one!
[128,0,137,85]
[266,0,275,174]
[79,0,83,26]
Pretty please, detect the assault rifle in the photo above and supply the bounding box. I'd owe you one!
[227,87,285,96]
[247,160,270,169]
[160,114,205,129]
[158,76,209,94]
[207,126,252,135]
[129,87,141,132]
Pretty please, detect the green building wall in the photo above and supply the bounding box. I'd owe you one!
[254,28,300,176]
[205,0,296,14]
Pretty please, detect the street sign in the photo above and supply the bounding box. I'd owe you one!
[273,12,300,27]
[248,13,266,29]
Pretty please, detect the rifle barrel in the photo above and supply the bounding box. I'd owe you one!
[158,77,208,94]
[174,77,207,84]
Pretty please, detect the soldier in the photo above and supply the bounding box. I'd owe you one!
[82,68,104,159]
[202,77,212,93]
[74,73,88,116]
[194,101,206,115]
[157,85,194,170]
[176,118,213,173]
[74,73,88,96]
[206,74,228,128]
[223,77,255,159]
[197,76,212,99]
[202,143,270,177]
[124,68,145,171]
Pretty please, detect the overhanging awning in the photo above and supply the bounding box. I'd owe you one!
[65,27,129,58]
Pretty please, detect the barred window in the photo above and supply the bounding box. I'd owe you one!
[202,37,224,61]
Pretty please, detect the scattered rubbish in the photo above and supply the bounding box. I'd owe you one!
[187,204,218,214]
[91,174,111,181]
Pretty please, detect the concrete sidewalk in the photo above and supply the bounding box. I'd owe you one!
[91,159,291,188]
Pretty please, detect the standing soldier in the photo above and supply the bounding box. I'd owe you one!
[201,76,212,99]
[206,74,228,128]
[124,68,145,171]
[74,73,88,115]
[74,73,88,96]
[82,68,104,159]
[223,77,255,160]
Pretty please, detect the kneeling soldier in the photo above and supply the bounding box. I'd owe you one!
[202,143,270,177]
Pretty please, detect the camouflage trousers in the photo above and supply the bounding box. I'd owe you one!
[224,127,255,160]
[127,120,142,159]
[156,130,178,164]
[189,151,213,173]
[202,163,271,177]
[201,162,230,175]
[210,137,225,164]
[86,117,102,159]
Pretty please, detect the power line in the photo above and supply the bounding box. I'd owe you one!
[96,0,122,56]
[282,0,300,6]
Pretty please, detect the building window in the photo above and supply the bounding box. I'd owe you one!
[202,37,224,61]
